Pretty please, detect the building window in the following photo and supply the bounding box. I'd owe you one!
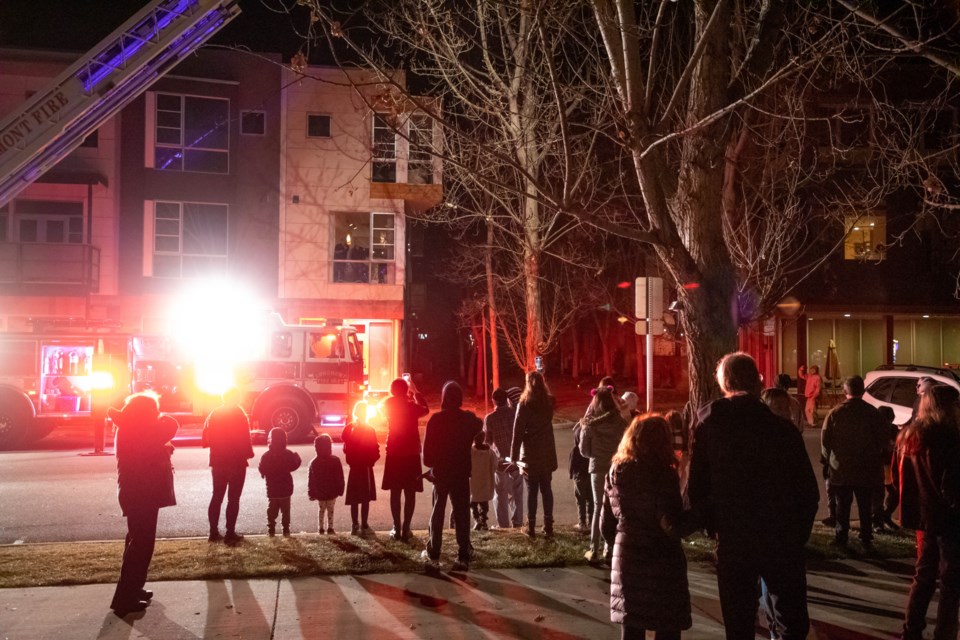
[152,201,228,278]
[408,114,434,185]
[307,114,331,138]
[240,111,265,136]
[154,93,229,173]
[332,212,395,284]
[3,200,83,243]
[844,214,886,260]
[372,113,396,183]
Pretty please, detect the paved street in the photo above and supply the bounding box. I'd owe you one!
[0,423,832,544]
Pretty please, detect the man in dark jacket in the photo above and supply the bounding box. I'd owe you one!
[821,375,886,546]
[422,381,483,570]
[202,388,254,545]
[484,387,523,528]
[688,352,819,640]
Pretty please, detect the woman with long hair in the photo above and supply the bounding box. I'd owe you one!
[894,384,960,640]
[601,414,692,640]
[380,377,429,541]
[579,386,628,562]
[509,370,557,538]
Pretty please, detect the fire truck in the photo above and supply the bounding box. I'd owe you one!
[0,313,364,449]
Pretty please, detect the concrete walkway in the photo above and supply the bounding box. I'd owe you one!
[0,558,929,639]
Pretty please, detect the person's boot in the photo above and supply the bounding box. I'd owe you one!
[208,528,223,543]
[268,524,276,537]
[282,526,291,537]
[542,517,554,539]
[524,519,536,538]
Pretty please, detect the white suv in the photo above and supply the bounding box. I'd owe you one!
[863,365,960,425]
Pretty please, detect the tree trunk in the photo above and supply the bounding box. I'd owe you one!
[523,242,542,371]
[486,220,501,389]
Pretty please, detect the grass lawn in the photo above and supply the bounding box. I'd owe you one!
[0,524,917,589]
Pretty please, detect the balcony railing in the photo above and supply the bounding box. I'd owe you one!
[0,242,100,291]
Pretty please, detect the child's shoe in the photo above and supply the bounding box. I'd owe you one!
[282,527,291,537]
[326,528,335,535]
[268,526,276,537]
[351,523,361,536]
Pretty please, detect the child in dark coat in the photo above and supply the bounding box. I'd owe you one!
[569,421,593,533]
[308,434,345,534]
[258,427,302,536]
[341,401,381,536]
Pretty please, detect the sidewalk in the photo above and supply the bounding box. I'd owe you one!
[0,558,925,639]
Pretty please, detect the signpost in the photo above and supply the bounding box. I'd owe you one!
[635,277,664,412]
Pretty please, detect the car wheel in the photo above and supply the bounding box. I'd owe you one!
[260,397,313,441]
[0,399,32,450]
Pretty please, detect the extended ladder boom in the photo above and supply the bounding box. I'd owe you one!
[0,0,241,207]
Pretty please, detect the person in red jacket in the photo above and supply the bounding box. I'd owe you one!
[893,384,960,640]
[202,387,254,545]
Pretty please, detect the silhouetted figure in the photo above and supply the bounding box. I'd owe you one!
[894,384,960,640]
[202,387,254,545]
[602,414,693,640]
[258,428,302,537]
[422,381,483,570]
[341,401,380,536]
[470,430,497,530]
[569,418,593,533]
[484,387,524,528]
[873,405,900,532]
[688,352,818,640]
[381,377,429,541]
[108,393,178,617]
[821,375,885,547]
[308,434,344,534]
[510,370,558,539]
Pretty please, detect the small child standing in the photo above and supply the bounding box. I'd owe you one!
[874,405,900,531]
[308,434,345,534]
[470,431,497,530]
[569,421,593,533]
[258,427,302,537]
[341,402,380,536]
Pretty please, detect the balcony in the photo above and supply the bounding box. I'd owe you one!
[0,242,100,292]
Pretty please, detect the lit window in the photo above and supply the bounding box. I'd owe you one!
[331,212,396,284]
[155,93,229,173]
[408,114,434,185]
[307,114,331,138]
[844,214,886,261]
[152,201,229,278]
[372,113,396,183]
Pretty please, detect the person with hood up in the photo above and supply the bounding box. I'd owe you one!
[580,386,628,563]
[511,370,558,539]
[470,430,498,530]
[307,434,345,534]
[421,381,483,570]
[381,376,429,541]
[108,392,178,617]
[258,428,302,537]
[620,391,640,422]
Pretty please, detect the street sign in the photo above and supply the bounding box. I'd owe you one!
[635,319,665,336]
[635,277,664,320]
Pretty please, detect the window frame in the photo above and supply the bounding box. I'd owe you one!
[153,92,231,175]
[306,113,332,139]
[150,200,230,279]
[371,113,397,183]
[240,110,266,136]
[330,211,396,284]
[407,113,435,185]
[3,199,84,244]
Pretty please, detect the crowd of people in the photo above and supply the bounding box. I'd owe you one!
[106,355,960,640]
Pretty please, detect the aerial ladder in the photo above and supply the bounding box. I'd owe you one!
[0,0,241,208]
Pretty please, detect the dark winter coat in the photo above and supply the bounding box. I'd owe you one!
[893,421,960,533]
[601,460,692,631]
[113,408,179,516]
[382,393,429,458]
[510,396,557,474]
[821,397,886,487]
[422,382,483,484]
[579,410,628,475]
[569,423,590,478]
[202,405,254,468]
[258,437,302,499]
[308,455,345,501]
[688,394,819,549]
[341,421,380,505]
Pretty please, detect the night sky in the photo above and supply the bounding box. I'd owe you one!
[0,0,313,59]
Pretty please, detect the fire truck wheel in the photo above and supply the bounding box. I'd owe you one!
[0,399,32,450]
[260,397,313,441]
